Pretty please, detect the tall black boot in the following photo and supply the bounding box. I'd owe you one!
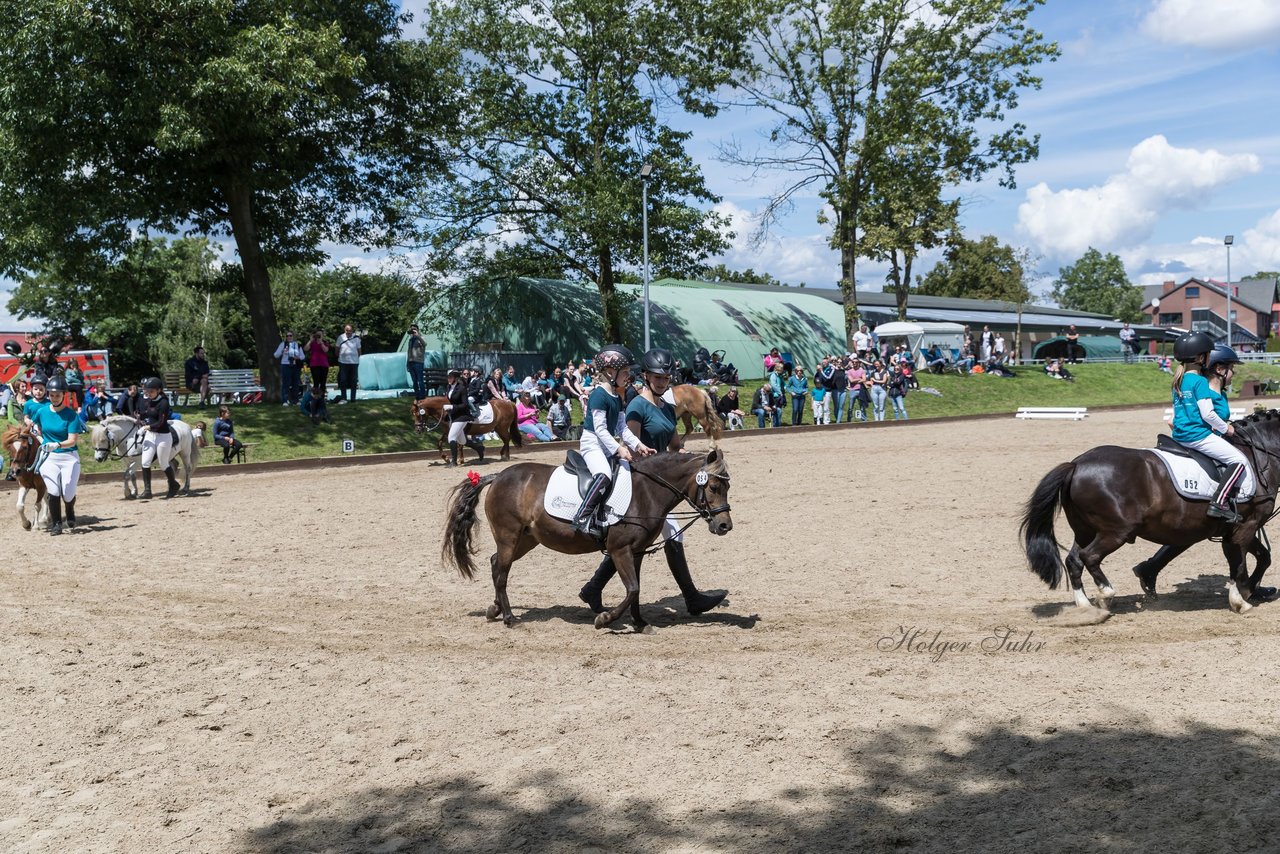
[1208,463,1246,523]
[63,497,76,529]
[664,540,725,615]
[163,465,181,498]
[578,555,616,614]
[572,474,609,537]
[46,495,63,534]
[467,437,486,461]
[447,441,459,467]
[140,468,153,500]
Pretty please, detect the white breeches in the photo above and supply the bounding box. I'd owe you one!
[580,445,613,480]
[39,452,80,499]
[663,514,684,543]
[141,430,173,470]
[447,421,468,443]
[1184,433,1256,497]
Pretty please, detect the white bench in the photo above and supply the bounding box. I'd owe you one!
[1015,407,1088,421]
[1163,407,1246,424]
[209,369,265,404]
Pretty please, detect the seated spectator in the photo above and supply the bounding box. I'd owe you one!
[547,392,573,440]
[300,381,331,424]
[715,387,745,430]
[1158,355,1172,374]
[115,383,142,418]
[985,353,1017,378]
[899,360,919,390]
[1045,359,1075,382]
[763,347,784,374]
[516,391,554,441]
[925,344,948,374]
[213,405,245,463]
[80,384,108,422]
[502,365,521,400]
[955,343,975,374]
[750,383,780,428]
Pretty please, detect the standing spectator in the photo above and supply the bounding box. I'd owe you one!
[547,392,573,440]
[815,356,837,414]
[963,326,975,362]
[786,366,809,425]
[888,363,909,420]
[994,333,1007,363]
[868,360,890,421]
[212,405,245,464]
[1119,322,1137,363]
[844,358,868,422]
[1064,325,1080,364]
[335,324,362,403]
[853,325,872,359]
[184,345,211,406]
[515,391,554,441]
[305,330,331,399]
[274,330,305,405]
[405,325,426,399]
[980,325,994,362]
[115,382,142,418]
[811,378,828,425]
[750,383,779,428]
[769,360,787,409]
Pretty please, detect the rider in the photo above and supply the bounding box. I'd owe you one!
[135,377,182,499]
[577,348,726,615]
[441,369,477,466]
[572,345,652,538]
[21,371,49,426]
[1170,332,1254,523]
[33,376,81,534]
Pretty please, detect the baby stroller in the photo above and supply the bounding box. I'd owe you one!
[693,347,739,385]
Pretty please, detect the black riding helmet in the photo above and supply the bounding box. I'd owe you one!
[45,376,68,394]
[640,348,675,376]
[144,376,164,391]
[28,372,47,387]
[1173,331,1214,362]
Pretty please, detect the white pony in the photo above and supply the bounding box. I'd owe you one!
[89,415,200,499]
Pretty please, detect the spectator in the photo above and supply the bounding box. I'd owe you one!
[274,330,305,404]
[994,333,1007,363]
[564,363,587,404]
[115,382,142,418]
[715,387,745,430]
[484,368,506,405]
[750,383,780,428]
[305,330,332,399]
[300,379,331,425]
[810,377,829,425]
[980,325,994,362]
[80,385,108,423]
[1158,354,1173,374]
[985,352,1017,378]
[1119,322,1137,363]
[963,326,975,362]
[516,391,554,441]
[956,340,976,374]
[184,345,211,406]
[868,359,890,421]
[763,347,784,374]
[786,366,809,425]
[888,363,909,420]
[212,405,245,464]
[925,344,947,374]
[405,325,426,399]
[335,324,361,403]
[853,325,872,359]
[535,370,554,407]
[1045,358,1074,382]
[845,357,870,422]
[769,360,787,411]
[899,359,919,390]
[503,365,521,400]
[889,343,907,367]
[1064,325,1080,364]
[547,392,573,440]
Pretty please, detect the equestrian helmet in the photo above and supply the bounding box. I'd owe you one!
[447,368,461,378]
[28,372,47,387]
[3,339,18,357]
[594,344,635,372]
[640,348,675,376]
[1173,331,1215,362]
[1206,344,1241,370]
[45,376,68,394]
[144,376,164,391]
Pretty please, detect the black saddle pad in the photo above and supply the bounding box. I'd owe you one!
[1155,434,1226,483]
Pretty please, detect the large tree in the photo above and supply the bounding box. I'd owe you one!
[1052,248,1143,322]
[724,0,1056,349]
[421,0,742,345]
[0,1,452,400]
[917,234,1032,304]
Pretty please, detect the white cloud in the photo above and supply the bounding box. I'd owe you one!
[1142,0,1280,50]
[1016,135,1260,258]
[708,201,842,288]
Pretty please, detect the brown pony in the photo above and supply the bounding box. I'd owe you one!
[670,384,723,445]
[3,423,47,530]
[442,448,733,631]
[410,396,522,461]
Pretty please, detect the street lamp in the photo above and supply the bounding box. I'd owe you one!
[1225,234,1234,349]
[640,163,654,352]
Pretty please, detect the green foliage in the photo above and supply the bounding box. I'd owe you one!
[917,235,1034,304]
[268,265,421,354]
[698,264,786,286]
[421,0,739,344]
[726,0,1058,346]
[1052,248,1144,322]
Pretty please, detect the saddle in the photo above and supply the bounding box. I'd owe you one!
[1155,434,1228,482]
[563,449,621,502]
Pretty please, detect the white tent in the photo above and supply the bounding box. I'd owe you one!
[871,321,965,366]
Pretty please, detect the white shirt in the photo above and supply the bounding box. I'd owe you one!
[853,330,871,351]
[273,341,304,365]
[337,333,362,364]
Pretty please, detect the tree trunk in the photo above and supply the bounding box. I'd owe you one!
[596,246,625,345]
[895,252,914,321]
[838,210,859,352]
[223,179,282,402]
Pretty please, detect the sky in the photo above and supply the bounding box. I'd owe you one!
[4,0,1279,330]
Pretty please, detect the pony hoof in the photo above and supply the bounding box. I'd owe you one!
[593,613,611,630]
[503,614,519,628]
[1228,582,1254,614]
[638,624,655,635]
[486,604,501,621]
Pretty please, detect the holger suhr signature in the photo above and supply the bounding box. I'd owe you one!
[876,625,1047,662]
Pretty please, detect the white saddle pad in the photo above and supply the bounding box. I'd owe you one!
[543,462,633,525]
[1149,449,1253,502]
[475,404,495,425]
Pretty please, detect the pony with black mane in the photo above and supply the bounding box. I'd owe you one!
[441,448,733,631]
[411,396,521,462]
[3,422,47,530]
[1021,408,1280,613]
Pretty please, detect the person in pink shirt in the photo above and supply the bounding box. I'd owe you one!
[845,357,869,422]
[515,391,553,441]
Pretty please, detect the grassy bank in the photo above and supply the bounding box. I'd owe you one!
[77,362,1280,474]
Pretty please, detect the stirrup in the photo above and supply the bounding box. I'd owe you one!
[1207,502,1242,524]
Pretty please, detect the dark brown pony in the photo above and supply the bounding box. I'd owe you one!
[670,384,723,445]
[442,448,733,630]
[1021,409,1280,614]
[3,422,47,530]
[410,396,522,461]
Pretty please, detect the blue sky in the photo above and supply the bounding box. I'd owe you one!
[5,0,1279,330]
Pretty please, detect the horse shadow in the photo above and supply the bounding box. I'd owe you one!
[465,595,759,631]
[1031,571,1265,619]
[66,515,135,534]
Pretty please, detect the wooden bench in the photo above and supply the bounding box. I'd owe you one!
[208,369,264,404]
[162,370,196,405]
[1015,407,1089,421]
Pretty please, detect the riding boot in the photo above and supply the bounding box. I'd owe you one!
[140,467,153,500]
[664,540,725,615]
[572,474,610,538]
[447,441,459,467]
[578,555,616,614]
[1208,463,1246,523]
[163,465,181,498]
[63,497,76,529]
[467,437,486,461]
[46,495,63,534]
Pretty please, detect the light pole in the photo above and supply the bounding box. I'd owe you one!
[640,163,654,352]
[1225,234,1234,349]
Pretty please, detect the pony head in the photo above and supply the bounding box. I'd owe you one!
[411,396,444,434]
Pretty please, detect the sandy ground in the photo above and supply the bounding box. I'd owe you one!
[5,407,1280,853]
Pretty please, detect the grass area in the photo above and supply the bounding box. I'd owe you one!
[76,361,1280,473]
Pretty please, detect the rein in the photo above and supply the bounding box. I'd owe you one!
[622,460,732,554]
[97,420,142,461]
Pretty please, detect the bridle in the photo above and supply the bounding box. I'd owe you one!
[414,401,443,433]
[96,419,143,461]
[631,461,733,522]
[8,427,38,472]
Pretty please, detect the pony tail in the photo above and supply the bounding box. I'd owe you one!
[441,473,497,580]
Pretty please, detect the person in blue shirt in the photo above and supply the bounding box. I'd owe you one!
[1170,333,1253,522]
[785,366,809,425]
[577,348,725,615]
[21,372,50,425]
[32,376,81,534]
